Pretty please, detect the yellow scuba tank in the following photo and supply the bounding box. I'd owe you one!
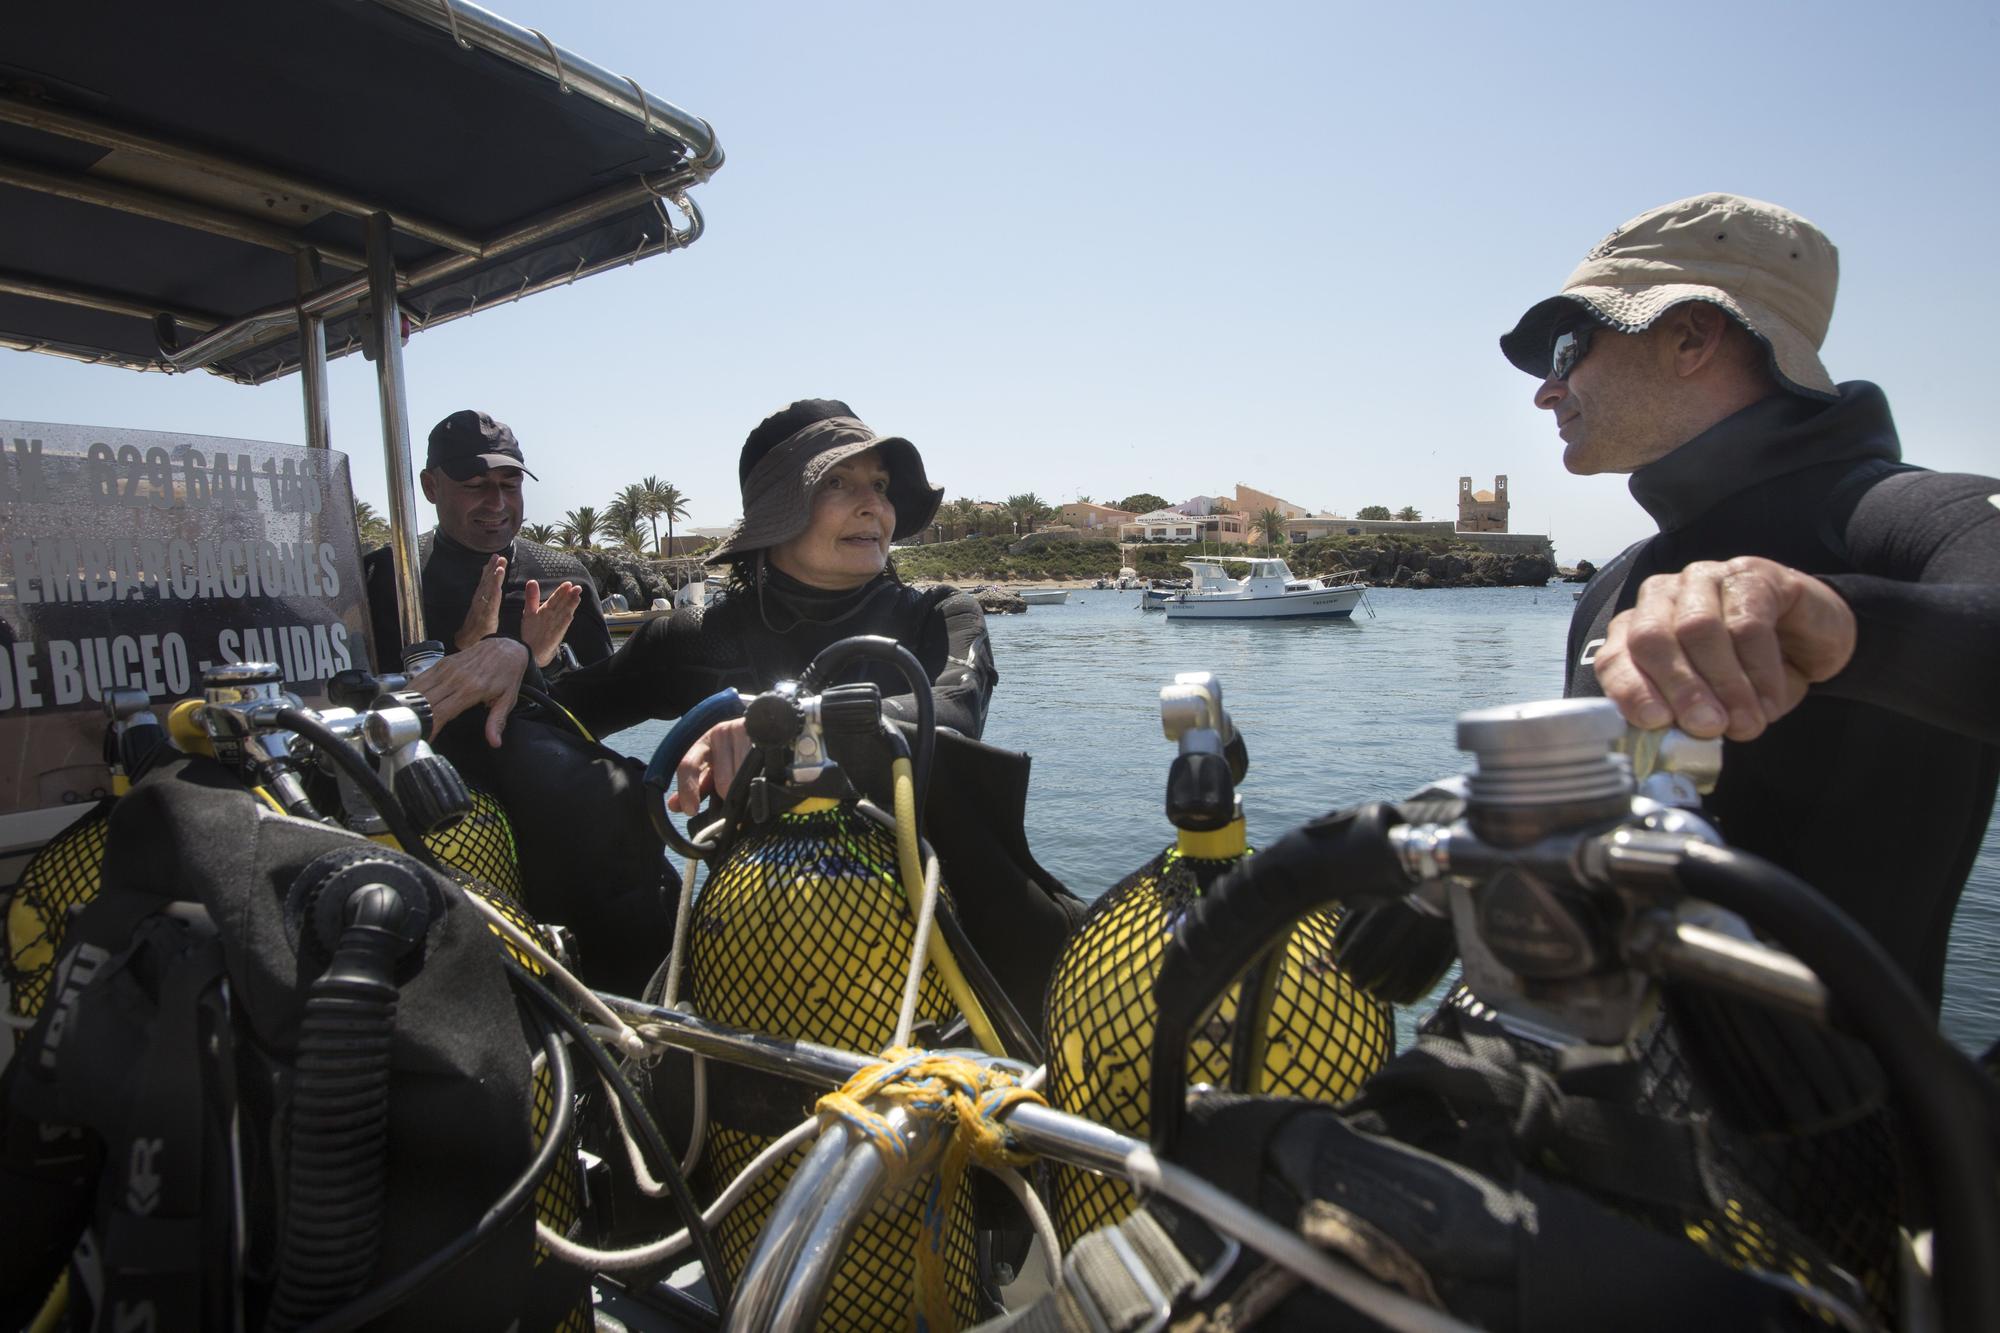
[1043,672,1394,1245]
[654,641,1031,1332]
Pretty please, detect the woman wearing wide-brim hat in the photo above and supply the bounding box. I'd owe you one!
[553,399,996,809]
[412,399,1079,1029]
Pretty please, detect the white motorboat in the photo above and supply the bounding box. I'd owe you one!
[1017,588,1071,605]
[1162,558,1367,620]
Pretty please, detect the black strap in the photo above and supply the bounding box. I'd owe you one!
[94,917,224,1333]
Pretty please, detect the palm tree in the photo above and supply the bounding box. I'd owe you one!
[601,496,644,553]
[520,522,559,545]
[1395,505,1422,522]
[611,484,650,544]
[353,499,391,549]
[1005,492,1052,535]
[654,480,690,555]
[1255,507,1290,548]
[559,506,601,549]
[637,475,689,554]
[947,497,982,540]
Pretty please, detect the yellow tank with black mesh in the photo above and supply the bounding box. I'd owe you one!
[1044,843,1395,1246]
[1,787,587,1330]
[5,789,524,1034]
[687,802,983,1331]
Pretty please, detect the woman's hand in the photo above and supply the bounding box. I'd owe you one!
[411,637,531,746]
[668,718,753,814]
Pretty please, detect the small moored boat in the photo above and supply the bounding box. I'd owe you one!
[1162,558,1367,620]
[1017,588,1070,606]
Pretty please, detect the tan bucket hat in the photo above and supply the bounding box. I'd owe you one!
[704,399,943,566]
[1500,193,1840,399]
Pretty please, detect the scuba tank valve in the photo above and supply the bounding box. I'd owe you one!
[170,662,473,842]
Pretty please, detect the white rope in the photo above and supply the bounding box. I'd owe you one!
[461,891,644,1058]
[894,853,944,1046]
[983,1162,1062,1284]
[536,1111,824,1272]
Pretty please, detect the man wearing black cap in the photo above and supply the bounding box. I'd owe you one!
[366,411,668,994]
[367,409,612,674]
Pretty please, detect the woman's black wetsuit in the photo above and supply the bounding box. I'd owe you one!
[554,566,997,740]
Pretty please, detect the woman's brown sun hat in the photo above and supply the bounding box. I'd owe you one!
[1499,193,1840,400]
[704,399,945,566]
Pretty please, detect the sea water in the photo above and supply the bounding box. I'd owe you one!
[610,585,2000,1057]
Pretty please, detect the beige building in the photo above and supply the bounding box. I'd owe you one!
[1232,483,1311,520]
[1457,476,1509,532]
[1056,501,1137,534]
[1119,507,1248,543]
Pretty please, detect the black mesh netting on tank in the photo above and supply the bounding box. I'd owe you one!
[686,804,982,1329]
[1434,986,1901,1322]
[5,801,113,1037]
[1044,845,1395,1246]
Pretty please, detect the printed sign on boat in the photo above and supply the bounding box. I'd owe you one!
[0,421,373,815]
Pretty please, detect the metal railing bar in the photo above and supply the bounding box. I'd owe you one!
[365,0,723,171]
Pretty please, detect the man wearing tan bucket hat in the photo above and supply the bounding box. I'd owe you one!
[1501,192,2000,1006]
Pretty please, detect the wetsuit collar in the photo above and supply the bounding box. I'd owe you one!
[757,562,897,627]
[1628,381,1902,532]
[431,527,515,564]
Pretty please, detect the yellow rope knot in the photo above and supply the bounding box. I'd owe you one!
[814,1046,1046,1173]
[814,1047,1048,1333]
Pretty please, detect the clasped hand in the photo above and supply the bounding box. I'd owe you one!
[1594,556,1857,741]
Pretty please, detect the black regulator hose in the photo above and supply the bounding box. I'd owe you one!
[274,707,449,877]
[298,1019,574,1333]
[505,961,736,1316]
[268,880,426,1331]
[1668,842,2000,1333]
[799,635,936,819]
[1148,802,1409,1153]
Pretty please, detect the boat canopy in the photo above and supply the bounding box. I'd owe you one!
[0,0,722,384]
[1184,557,1293,581]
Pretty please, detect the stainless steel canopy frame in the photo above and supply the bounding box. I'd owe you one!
[1,0,724,665]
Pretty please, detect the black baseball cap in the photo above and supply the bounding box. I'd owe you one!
[425,410,538,481]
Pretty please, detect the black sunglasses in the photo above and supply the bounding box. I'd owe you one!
[1550,325,1597,382]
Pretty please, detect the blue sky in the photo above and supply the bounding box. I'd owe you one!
[3,0,1995,564]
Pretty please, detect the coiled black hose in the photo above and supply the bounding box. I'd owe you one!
[297,1016,575,1333]
[267,884,417,1330]
[504,960,735,1316]
[1147,802,1410,1152]
[1670,842,2000,1333]
[798,635,936,825]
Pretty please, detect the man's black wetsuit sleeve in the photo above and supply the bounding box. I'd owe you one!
[565,586,614,666]
[1816,469,2000,741]
[881,590,996,739]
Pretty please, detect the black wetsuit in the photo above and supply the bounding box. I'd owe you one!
[554,566,997,740]
[1568,381,2000,1007]
[361,532,664,994]
[364,530,612,671]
